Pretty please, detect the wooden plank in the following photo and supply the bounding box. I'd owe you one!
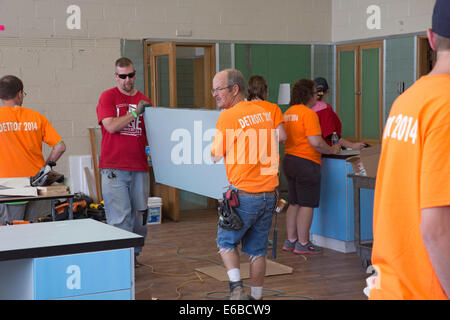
[88,128,102,203]
[37,185,69,196]
[83,167,95,202]
[0,187,37,197]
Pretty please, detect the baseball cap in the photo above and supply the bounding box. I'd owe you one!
[432,0,450,39]
[314,77,329,92]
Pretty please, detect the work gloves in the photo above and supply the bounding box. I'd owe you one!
[135,100,152,116]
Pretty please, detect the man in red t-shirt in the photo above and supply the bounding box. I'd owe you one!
[97,57,152,265]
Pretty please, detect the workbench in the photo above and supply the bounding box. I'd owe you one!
[0,219,143,300]
[347,174,376,268]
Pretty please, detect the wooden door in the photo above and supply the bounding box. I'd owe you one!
[147,42,180,221]
[336,41,383,145]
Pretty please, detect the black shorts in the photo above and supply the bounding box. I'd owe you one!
[282,154,321,208]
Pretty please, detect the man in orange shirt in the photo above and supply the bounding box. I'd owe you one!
[369,0,450,300]
[0,75,66,224]
[211,69,278,300]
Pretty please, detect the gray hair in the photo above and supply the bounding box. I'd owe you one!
[225,69,245,95]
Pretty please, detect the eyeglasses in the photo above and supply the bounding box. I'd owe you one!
[211,85,232,95]
[116,71,136,79]
[22,91,27,97]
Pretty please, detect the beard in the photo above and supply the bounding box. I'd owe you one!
[121,81,134,93]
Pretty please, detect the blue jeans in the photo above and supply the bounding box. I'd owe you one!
[216,186,276,258]
[101,169,149,255]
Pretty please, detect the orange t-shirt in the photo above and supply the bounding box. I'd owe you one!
[283,104,322,165]
[0,106,62,178]
[211,101,279,193]
[370,75,450,300]
[250,100,284,129]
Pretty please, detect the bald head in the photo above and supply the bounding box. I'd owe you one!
[212,69,245,109]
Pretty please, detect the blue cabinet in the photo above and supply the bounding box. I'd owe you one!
[311,157,374,252]
[33,249,132,300]
[0,219,142,300]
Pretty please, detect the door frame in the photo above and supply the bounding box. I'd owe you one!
[144,41,217,109]
[336,40,383,145]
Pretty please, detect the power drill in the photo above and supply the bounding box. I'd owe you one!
[89,200,104,210]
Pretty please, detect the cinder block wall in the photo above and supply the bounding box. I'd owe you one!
[0,37,119,177]
[332,0,435,42]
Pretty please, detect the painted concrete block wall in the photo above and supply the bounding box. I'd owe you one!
[218,43,233,71]
[0,38,120,177]
[313,45,335,107]
[332,0,434,42]
[384,36,415,122]
[0,0,332,43]
[120,40,145,94]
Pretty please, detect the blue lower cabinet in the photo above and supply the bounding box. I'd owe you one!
[311,157,374,243]
[33,249,132,300]
[58,289,132,300]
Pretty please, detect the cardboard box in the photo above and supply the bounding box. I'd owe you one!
[346,145,381,177]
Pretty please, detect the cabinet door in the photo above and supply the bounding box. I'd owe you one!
[33,249,132,300]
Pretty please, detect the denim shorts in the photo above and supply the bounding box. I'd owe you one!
[101,168,149,255]
[216,186,276,258]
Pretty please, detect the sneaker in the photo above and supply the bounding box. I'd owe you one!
[282,239,296,252]
[293,241,323,254]
[229,281,251,300]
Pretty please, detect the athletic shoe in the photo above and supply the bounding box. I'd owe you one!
[282,239,296,252]
[229,281,251,300]
[293,241,323,254]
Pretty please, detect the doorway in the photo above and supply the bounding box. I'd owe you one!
[143,41,217,221]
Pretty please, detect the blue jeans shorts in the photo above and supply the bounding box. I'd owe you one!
[216,186,276,258]
[101,168,149,255]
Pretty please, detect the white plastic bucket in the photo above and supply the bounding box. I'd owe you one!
[147,197,162,224]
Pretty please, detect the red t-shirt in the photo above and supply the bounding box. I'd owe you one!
[312,101,342,146]
[96,87,152,172]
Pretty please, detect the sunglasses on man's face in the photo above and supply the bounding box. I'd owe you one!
[116,71,136,79]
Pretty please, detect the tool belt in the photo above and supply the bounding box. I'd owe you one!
[218,189,243,231]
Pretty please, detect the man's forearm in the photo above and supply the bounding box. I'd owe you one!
[102,113,135,133]
[421,206,450,298]
[46,141,66,164]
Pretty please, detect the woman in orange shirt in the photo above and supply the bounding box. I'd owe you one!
[282,79,340,254]
[247,75,287,143]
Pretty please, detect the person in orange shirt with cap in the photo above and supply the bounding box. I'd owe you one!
[211,69,279,300]
[368,0,450,300]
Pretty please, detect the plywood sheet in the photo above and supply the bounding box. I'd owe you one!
[195,259,293,282]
